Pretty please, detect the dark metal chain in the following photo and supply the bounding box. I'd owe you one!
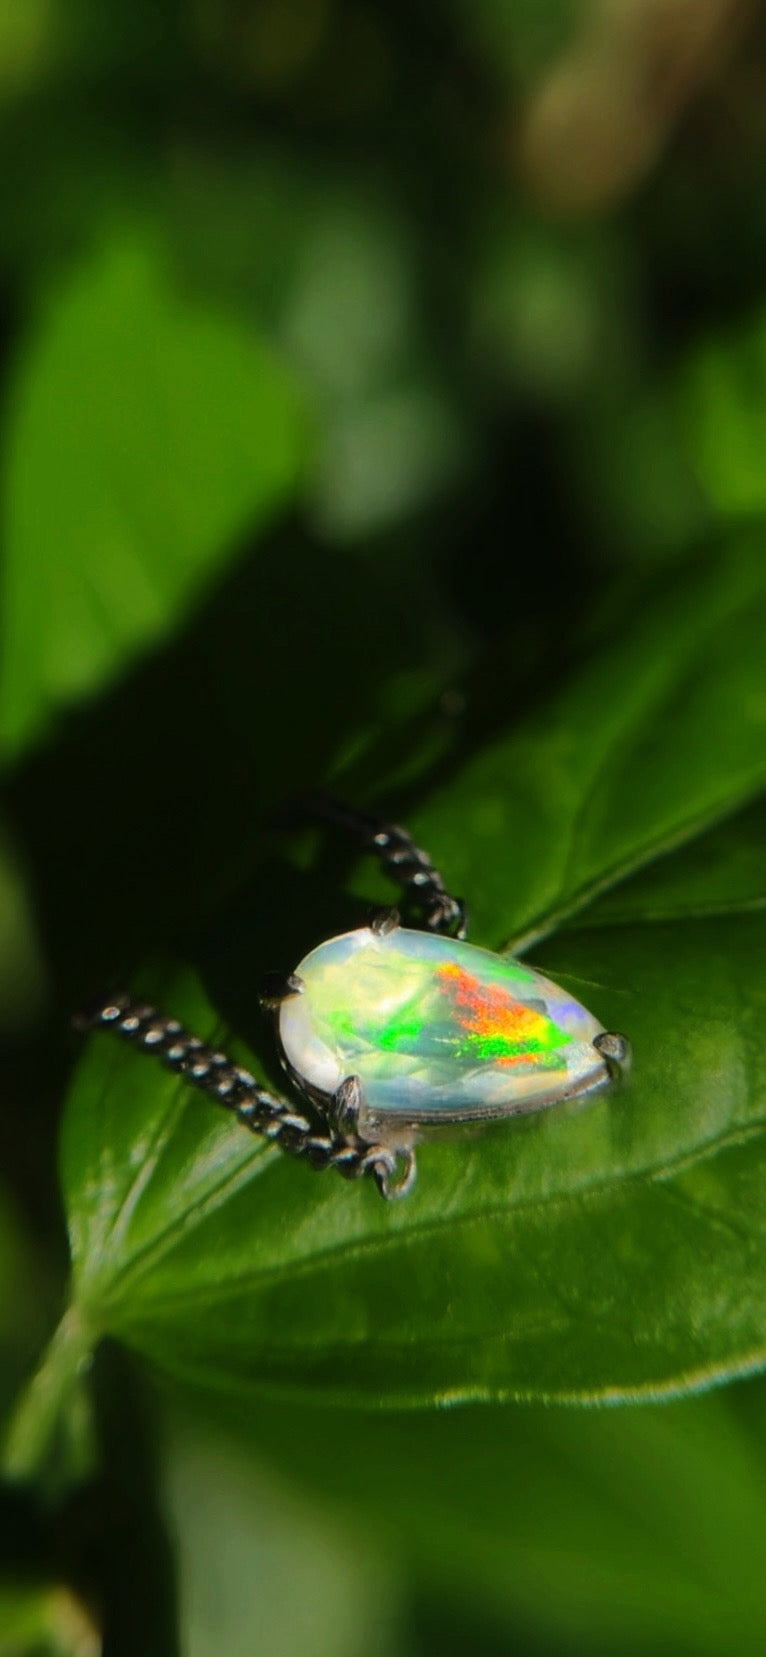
[74,992,414,1199]
[300,791,467,937]
[74,796,449,1200]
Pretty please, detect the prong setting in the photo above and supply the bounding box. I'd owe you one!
[300,792,465,936]
[369,907,400,936]
[594,1030,632,1083]
[376,1147,417,1201]
[74,798,632,1204]
[258,972,304,1009]
[328,1073,362,1137]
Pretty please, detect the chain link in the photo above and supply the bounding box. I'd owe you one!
[299,791,466,937]
[73,796,449,1201]
[369,823,466,937]
[75,993,415,1199]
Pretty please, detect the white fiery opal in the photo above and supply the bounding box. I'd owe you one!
[278,926,607,1125]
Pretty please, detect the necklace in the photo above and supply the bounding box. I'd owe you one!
[77,795,630,1200]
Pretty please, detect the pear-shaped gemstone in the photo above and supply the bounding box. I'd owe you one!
[278,926,607,1124]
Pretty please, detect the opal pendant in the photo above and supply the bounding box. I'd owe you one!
[81,795,630,1200]
[278,925,612,1140]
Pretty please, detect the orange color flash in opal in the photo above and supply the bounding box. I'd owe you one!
[437,960,563,1066]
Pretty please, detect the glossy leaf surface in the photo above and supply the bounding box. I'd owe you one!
[58,546,766,1406]
[59,904,766,1406]
[581,794,766,929]
[410,547,766,949]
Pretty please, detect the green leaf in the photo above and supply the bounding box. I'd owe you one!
[54,900,766,1407]
[0,1582,100,1656]
[579,793,766,928]
[678,300,766,516]
[0,229,308,760]
[409,545,766,949]
[0,1171,54,1418]
[233,1382,766,1657]
[44,542,766,1410]
[165,1415,404,1657]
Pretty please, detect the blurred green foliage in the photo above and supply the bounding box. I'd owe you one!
[0,230,308,757]
[3,0,766,1653]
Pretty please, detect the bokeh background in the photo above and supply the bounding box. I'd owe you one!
[3,0,766,1653]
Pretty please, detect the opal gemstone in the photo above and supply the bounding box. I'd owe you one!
[278,926,607,1123]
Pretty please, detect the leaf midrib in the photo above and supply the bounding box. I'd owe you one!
[90,1115,766,1319]
[567,894,766,930]
[507,787,766,951]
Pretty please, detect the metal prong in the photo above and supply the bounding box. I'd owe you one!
[375,1147,417,1201]
[594,1030,632,1084]
[369,907,400,936]
[329,1074,362,1136]
[258,972,304,1009]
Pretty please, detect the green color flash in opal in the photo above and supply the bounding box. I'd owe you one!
[279,927,608,1123]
